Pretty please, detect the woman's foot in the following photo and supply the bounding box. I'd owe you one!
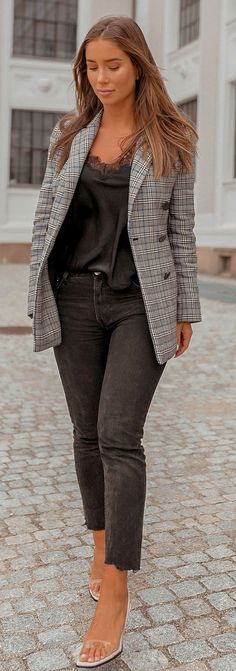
[89,530,105,600]
[81,564,128,664]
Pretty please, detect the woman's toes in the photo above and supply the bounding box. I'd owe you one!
[94,643,102,661]
[87,644,96,662]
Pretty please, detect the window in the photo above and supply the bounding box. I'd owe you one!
[178,97,198,128]
[10,110,63,186]
[13,0,77,60]
[179,0,200,48]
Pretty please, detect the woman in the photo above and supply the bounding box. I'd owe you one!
[27,15,202,668]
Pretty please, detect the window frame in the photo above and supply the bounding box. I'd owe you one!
[12,0,77,61]
[179,0,200,49]
[9,109,63,187]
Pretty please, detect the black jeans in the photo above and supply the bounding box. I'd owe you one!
[53,270,167,572]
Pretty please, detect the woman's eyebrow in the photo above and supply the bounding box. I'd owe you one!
[86,58,123,63]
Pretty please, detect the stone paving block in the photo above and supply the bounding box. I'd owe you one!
[45,589,82,606]
[209,654,236,670]
[203,560,236,573]
[228,570,236,582]
[1,613,39,633]
[32,565,62,580]
[153,555,184,568]
[142,567,177,585]
[167,664,209,671]
[180,552,210,563]
[126,608,150,629]
[60,558,89,574]
[1,633,37,654]
[36,606,75,627]
[121,648,169,670]
[0,547,19,560]
[30,579,61,594]
[201,574,236,591]
[223,609,236,626]
[206,545,235,559]
[168,638,215,663]
[137,585,175,605]
[8,568,32,584]
[14,596,47,613]
[26,649,70,671]
[145,622,184,646]
[0,601,15,617]
[207,592,236,611]
[1,660,27,671]
[180,597,212,616]
[67,545,94,559]
[5,533,34,545]
[123,630,150,651]
[209,632,236,652]
[169,579,206,598]
[1,587,26,600]
[37,624,78,645]
[181,615,220,638]
[147,602,183,624]
[37,550,69,564]
[174,563,209,578]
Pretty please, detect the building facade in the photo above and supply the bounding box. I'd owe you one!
[0,0,236,276]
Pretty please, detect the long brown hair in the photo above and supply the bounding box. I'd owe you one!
[50,15,198,179]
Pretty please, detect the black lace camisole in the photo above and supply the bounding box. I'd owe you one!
[48,145,140,291]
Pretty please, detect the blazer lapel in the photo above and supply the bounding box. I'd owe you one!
[54,108,103,197]
[127,148,152,230]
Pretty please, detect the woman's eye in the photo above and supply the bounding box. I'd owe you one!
[87,66,119,71]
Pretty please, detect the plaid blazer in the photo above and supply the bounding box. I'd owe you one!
[27,108,202,364]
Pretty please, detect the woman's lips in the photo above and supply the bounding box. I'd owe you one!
[97,90,114,95]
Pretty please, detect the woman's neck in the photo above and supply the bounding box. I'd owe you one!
[100,102,136,136]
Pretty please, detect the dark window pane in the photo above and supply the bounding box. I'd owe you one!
[13,0,77,60]
[178,97,198,128]
[10,109,63,186]
[179,0,200,47]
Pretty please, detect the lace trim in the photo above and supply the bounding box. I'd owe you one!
[86,146,134,173]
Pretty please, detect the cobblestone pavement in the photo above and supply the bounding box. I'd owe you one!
[0,266,236,671]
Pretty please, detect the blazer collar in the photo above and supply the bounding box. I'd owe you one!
[60,108,152,226]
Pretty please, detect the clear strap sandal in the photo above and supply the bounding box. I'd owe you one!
[73,590,131,668]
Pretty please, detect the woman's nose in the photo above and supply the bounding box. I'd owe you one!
[97,70,109,83]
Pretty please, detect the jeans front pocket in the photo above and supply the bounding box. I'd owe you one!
[55,271,71,296]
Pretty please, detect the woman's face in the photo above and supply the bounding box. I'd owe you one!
[85,38,138,107]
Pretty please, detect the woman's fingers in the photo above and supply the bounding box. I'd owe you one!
[175,322,192,357]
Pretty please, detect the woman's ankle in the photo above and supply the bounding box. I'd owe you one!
[102,563,128,585]
[93,529,105,549]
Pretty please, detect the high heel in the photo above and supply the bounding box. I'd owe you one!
[73,589,131,667]
[88,549,103,601]
[88,575,102,602]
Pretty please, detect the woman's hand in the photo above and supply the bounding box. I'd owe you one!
[175,321,193,357]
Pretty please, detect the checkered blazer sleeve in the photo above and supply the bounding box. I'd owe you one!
[27,124,61,318]
[168,151,202,323]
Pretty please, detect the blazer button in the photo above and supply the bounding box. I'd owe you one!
[164,271,171,279]
[162,201,170,210]
[159,234,166,242]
